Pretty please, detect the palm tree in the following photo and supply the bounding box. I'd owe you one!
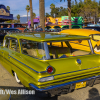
[50,3,55,9]
[6,6,10,11]
[17,14,20,23]
[29,0,34,29]
[60,0,71,29]
[26,5,30,22]
[33,12,36,18]
[39,0,45,31]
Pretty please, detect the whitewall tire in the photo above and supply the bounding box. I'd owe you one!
[14,72,21,84]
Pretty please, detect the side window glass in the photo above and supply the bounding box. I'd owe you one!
[4,37,10,48]
[20,39,46,59]
[9,38,20,52]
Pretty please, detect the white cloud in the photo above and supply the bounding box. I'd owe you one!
[21,15,30,17]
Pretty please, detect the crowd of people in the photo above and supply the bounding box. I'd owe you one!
[24,25,43,32]
[0,25,11,29]
[0,24,43,32]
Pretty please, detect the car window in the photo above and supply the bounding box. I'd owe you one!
[90,34,100,41]
[9,39,20,52]
[47,40,91,59]
[20,39,46,59]
[4,37,20,52]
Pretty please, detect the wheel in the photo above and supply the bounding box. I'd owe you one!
[14,72,21,84]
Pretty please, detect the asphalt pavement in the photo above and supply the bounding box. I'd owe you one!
[0,64,100,100]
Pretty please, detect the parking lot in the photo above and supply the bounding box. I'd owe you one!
[0,64,100,100]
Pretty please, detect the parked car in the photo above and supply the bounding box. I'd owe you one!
[0,28,21,44]
[45,28,61,32]
[84,26,100,31]
[60,29,100,54]
[0,28,21,32]
[1,32,100,97]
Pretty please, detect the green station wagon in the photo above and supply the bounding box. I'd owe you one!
[0,32,100,97]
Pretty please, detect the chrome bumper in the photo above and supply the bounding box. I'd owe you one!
[29,75,100,96]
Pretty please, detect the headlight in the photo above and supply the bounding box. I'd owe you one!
[38,76,54,82]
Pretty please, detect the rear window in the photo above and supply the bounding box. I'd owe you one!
[47,39,91,59]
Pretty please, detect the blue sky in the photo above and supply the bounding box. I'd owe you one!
[0,0,68,17]
[0,0,99,17]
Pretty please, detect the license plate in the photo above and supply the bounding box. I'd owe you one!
[75,81,86,89]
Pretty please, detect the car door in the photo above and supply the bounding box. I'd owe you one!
[2,37,20,73]
[1,37,12,73]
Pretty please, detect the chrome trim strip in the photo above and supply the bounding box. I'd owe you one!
[8,94,11,100]
[9,55,47,73]
[6,55,100,74]
[29,75,100,91]
[7,55,100,75]
[43,42,50,59]
[53,66,100,76]
[38,76,54,82]
[88,39,94,54]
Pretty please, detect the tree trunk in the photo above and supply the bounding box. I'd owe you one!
[39,0,45,31]
[29,0,34,29]
[27,11,28,22]
[67,0,71,29]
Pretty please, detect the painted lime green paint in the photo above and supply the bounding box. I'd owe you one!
[0,32,100,92]
[6,33,90,42]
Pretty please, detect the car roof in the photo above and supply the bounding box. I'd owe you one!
[5,32,90,42]
[85,26,100,28]
[60,29,100,36]
[0,28,19,30]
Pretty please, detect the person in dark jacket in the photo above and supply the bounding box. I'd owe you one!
[0,25,3,28]
[35,25,43,32]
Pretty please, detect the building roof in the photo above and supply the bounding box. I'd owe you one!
[28,17,40,24]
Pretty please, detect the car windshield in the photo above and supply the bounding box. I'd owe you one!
[20,39,46,60]
[90,34,100,41]
[47,39,92,59]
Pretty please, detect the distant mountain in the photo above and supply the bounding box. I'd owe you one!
[13,17,30,23]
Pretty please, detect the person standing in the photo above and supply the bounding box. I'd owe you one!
[7,25,10,28]
[35,25,43,32]
[0,25,3,28]
[29,27,34,32]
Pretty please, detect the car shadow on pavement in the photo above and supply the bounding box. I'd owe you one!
[86,88,100,100]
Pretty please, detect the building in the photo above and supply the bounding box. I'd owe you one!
[0,4,13,23]
[28,16,40,29]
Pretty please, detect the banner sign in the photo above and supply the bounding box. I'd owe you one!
[0,8,10,16]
